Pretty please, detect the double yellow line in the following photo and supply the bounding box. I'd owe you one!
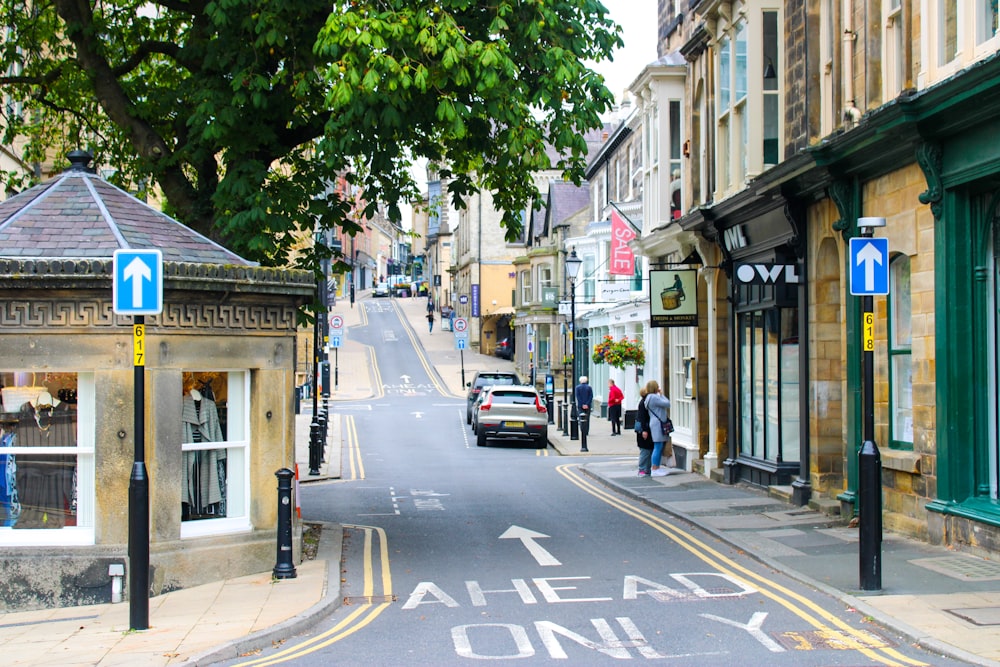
[556,464,926,667]
[233,525,392,666]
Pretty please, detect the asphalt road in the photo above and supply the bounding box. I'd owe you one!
[212,300,968,667]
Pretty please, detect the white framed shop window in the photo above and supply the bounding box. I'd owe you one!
[0,372,95,546]
[180,370,251,539]
[922,0,999,83]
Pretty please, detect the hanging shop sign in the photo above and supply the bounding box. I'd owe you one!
[650,269,698,328]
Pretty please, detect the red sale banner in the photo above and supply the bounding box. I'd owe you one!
[609,209,637,276]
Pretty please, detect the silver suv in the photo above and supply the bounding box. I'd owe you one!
[475,385,549,449]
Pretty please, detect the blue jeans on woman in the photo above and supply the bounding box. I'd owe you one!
[651,441,665,468]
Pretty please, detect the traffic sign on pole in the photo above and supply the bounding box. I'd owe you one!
[113,249,163,315]
[453,317,468,333]
[850,237,889,296]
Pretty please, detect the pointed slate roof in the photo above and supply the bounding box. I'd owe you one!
[0,151,252,265]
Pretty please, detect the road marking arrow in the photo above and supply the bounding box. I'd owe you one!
[855,241,884,292]
[400,374,412,384]
[412,412,423,419]
[123,257,152,308]
[499,525,561,566]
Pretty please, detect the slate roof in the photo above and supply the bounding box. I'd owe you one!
[0,152,252,265]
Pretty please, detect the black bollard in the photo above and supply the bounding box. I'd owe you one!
[308,419,321,475]
[273,468,297,579]
[546,394,554,424]
[579,410,590,452]
[859,439,882,591]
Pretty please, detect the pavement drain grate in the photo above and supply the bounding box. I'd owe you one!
[910,556,1000,581]
[946,607,1000,626]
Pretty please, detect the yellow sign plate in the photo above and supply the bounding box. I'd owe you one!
[863,313,874,352]
[133,324,146,366]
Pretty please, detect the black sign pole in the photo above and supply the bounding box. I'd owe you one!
[129,315,150,629]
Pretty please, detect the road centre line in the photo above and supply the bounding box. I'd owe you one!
[392,300,450,397]
[232,524,393,667]
[556,464,925,667]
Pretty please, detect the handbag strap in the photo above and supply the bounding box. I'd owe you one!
[644,396,667,423]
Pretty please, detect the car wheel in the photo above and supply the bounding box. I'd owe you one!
[471,420,477,435]
[477,430,488,447]
[466,409,472,425]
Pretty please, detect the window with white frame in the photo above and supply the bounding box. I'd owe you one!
[928,0,999,75]
[714,4,782,194]
[0,372,94,546]
[537,264,554,305]
[583,255,596,302]
[668,99,683,219]
[181,370,250,538]
[519,269,531,305]
[883,0,905,99]
[889,255,913,448]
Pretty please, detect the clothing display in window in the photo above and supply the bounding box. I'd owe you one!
[181,389,228,520]
[0,425,20,527]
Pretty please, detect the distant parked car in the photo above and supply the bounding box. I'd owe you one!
[494,337,513,360]
[466,370,521,424]
[373,282,390,297]
[475,385,548,449]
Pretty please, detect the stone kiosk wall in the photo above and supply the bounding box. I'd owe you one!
[0,259,313,610]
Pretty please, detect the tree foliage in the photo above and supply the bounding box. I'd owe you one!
[0,0,622,269]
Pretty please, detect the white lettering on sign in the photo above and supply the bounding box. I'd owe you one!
[735,263,800,285]
[701,612,785,652]
[723,225,748,251]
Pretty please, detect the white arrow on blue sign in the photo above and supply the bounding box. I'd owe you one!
[330,335,342,348]
[849,237,889,296]
[113,249,164,314]
[456,338,467,350]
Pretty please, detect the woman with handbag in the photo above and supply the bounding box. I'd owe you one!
[634,386,654,476]
[643,380,674,477]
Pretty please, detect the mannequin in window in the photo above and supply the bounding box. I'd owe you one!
[182,386,226,520]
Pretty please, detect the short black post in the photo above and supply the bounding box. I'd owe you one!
[273,468,297,579]
[578,410,589,452]
[859,439,882,590]
[546,394,554,424]
[561,403,569,436]
[308,419,321,475]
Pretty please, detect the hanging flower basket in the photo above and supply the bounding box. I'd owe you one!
[591,336,645,369]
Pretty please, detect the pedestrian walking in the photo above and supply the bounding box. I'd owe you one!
[644,380,673,476]
[426,310,434,333]
[607,379,624,435]
[635,386,654,476]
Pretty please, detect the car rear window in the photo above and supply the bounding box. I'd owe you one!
[475,374,517,388]
[489,389,537,403]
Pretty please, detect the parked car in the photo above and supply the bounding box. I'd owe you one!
[466,370,521,424]
[470,385,493,435]
[475,385,548,449]
[373,282,390,297]
[494,337,513,360]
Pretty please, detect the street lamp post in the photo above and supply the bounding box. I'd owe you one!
[565,248,582,441]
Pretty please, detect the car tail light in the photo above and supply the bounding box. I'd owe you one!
[535,396,547,413]
[480,397,492,411]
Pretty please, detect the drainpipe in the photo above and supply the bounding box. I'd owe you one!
[701,265,718,476]
[842,0,861,126]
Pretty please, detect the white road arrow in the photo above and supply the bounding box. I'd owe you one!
[412,412,424,419]
[499,525,561,566]
[400,374,412,384]
[855,241,884,292]
[123,257,152,308]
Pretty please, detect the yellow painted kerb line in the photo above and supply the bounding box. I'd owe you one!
[232,524,392,666]
[556,464,926,667]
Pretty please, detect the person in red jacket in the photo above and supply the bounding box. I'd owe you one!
[607,379,624,436]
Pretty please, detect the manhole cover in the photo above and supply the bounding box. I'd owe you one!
[910,556,1000,581]
[946,607,1000,626]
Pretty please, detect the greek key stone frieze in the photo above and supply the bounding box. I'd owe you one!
[0,299,298,333]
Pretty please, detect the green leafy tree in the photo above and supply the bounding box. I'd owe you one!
[0,0,621,269]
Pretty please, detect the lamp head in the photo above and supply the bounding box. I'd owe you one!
[565,248,583,279]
